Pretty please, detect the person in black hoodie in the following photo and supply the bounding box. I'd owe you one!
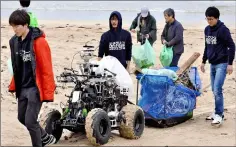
[98,11,132,72]
[8,10,56,147]
[201,7,235,126]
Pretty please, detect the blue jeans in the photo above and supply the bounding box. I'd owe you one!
[210,63,228,116]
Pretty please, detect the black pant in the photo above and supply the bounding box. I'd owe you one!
[170,53,182,67]
[18,87,47,147]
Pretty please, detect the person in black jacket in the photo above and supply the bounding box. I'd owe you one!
[8,10,56,147]
[130,7,157,46]
[201,7,235,125]
[98,11,132,73]
[161,8,184,67]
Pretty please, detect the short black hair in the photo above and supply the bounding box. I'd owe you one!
[110,14,118,20]
[9,9,30,26]
[164,8,175,18]
[205,6,220,19]
[19,0,31,7]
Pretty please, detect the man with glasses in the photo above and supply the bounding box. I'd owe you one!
[201,6,235,126]
[161,8,184,67]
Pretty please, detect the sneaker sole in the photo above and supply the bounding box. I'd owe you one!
[206,118,214,120]
[211,121,223,127]
[211,123,222,128]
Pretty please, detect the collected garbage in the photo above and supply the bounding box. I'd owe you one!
[132,39,156,69]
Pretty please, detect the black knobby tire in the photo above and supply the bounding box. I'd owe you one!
[119,105,145,139]
[85,108,111,146]
[40,110,63,143]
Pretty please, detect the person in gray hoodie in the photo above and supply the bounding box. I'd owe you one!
[161,8,184,67]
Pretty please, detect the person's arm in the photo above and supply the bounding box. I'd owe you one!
[161,26,166,44]
[8,38,16,93]
[220,27,235,65]
[166,24,184,46]
[98,33,108,61]
[34,37,56,101]
[202,42,208,64]
[129,15,139,31]
[148,18,157,40]
[126,33,132,71]
[221,27,235,75]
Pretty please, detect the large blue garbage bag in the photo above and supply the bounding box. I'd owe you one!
[137,67,202,120]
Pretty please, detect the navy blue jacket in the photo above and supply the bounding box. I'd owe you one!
[203,20,235,65]
[161,20,184,55]
[98,11,132,68]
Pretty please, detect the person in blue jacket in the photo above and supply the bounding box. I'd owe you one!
[201,6,235,126]
[98,11,132,73]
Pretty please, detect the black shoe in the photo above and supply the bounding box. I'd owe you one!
[42,134,56,147]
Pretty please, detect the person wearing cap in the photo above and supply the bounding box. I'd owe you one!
[130,7,157,46]
[161,8,184,67]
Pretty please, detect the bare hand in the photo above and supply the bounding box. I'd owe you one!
[162,40,167,45]
[227,65,233,75]
[200,63,205,73]
[145,34,149,39]
[131,29,136,33]
[97,57,102,61]
[10,92,15,97]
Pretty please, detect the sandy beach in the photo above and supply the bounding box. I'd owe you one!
[1,19,236,146]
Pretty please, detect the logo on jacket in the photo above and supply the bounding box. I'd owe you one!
[206,36,217,45]
[109,41,125,50]
[19,50,31,62]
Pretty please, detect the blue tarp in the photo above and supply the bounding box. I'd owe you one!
[137,67,202,120]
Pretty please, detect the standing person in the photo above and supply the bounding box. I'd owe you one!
[130,7,157,46]
[7,0,39,75]
[98,11,132,72]
[161,8,184,67]
[8,10,56,147]
[19,0,39,27]
[201,6,235,125]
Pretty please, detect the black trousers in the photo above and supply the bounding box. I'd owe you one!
[18,87,47,147]
[170,53,182,67]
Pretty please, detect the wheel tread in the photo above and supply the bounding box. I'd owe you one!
[119,105,144,139]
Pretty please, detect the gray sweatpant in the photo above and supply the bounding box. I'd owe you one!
[18,87,47,147]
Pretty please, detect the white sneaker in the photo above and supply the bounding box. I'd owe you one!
[206,113,215,120]
[211,114,223,125]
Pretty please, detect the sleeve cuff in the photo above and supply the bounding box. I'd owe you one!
[228,60,233,65]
